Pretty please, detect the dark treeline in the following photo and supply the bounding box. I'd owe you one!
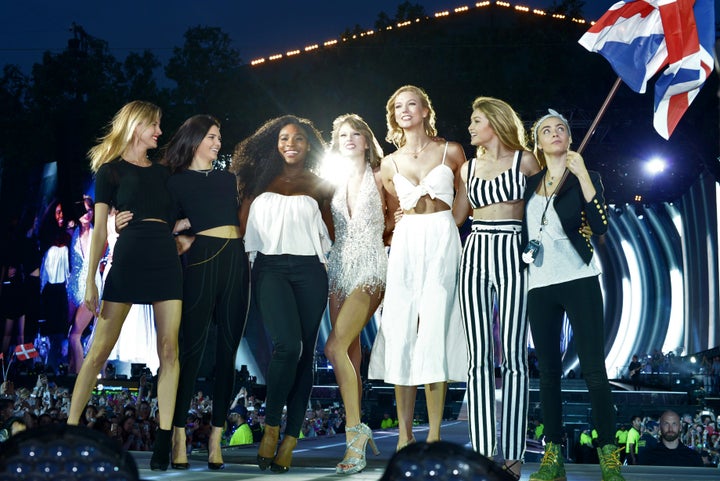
[0,3,717,228]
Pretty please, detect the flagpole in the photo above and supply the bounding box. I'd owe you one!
[577,76,623,155]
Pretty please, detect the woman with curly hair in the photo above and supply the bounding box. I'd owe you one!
[368,85,468,450]
[324,113,390,474]
[232,115,333,473]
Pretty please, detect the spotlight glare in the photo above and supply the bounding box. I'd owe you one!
[645,157,666,175]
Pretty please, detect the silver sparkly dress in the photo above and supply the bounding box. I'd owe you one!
[327,163,387,297]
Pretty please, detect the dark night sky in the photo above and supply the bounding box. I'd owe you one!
[0,1,615,74]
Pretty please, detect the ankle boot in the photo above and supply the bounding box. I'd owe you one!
[597,444,626,481]
[529,442,566,481]
[150,428,172,471]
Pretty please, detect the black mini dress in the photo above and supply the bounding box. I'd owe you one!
[95,159,182,303]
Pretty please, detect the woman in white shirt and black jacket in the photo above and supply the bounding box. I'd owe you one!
[232,115,334,474]
[520,109,625,481]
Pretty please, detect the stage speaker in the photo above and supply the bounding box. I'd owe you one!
[0,424,139,480]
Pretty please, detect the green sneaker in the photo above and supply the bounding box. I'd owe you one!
[597,444,626,481]
[529,442,566,481]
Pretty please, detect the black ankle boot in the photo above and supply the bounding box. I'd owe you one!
[150,428,172,471]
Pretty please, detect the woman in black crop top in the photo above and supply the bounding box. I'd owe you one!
[454,97,540,480]
[161,115,250,471]
[66,101,183,472]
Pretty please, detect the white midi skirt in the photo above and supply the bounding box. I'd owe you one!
[369,210,468,385]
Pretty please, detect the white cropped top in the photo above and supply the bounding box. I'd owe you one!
[244,192,331,263]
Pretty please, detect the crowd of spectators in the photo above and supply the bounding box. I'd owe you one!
[0,372,361,454]
[3,368,720,473]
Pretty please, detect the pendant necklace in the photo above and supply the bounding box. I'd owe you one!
[407,141,431,159]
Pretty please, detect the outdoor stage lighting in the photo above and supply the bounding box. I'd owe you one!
[644,157,666,175]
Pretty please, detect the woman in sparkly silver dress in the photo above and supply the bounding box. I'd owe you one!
[324,114,390,474]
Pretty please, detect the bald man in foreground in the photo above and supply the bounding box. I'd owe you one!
[640,410,704,467]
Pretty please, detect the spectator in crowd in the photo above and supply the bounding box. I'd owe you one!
[641,410,704,467]
[626,415,642,465]
[638,420,659,461]
[381,412,398,430]
[228,405,253,446]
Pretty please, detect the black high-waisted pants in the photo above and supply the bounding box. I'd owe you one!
[172,236,250,428]
[252,253,328,437]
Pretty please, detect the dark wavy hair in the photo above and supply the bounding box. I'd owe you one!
[161,115,221,174]
[231,115,326,197]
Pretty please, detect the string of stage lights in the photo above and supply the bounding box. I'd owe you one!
[249,1,592,67]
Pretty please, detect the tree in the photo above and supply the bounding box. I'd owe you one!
[165,26,243,120]
[122,51,161,101]
[548,0,586,19]
[394,1,426,22]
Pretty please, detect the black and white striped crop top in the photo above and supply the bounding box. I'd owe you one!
[466,150,526,208]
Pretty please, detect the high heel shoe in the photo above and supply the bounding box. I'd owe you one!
[257,424,280,470]
[208,462,225,470]
[396,435,416,452]
[170,462,189,470]
[150,429,172,471]
[270,435,297,473]
[336,423,380,475]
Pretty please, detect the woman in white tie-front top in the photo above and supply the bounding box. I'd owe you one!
[369,85,469,451]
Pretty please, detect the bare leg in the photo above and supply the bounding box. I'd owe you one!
[2,318,12,355]
[208,426,224,465]
[425,381,446,442]
[325,287,383,466]
[152,299,182,430]
[172,426,187,464]
[325,287,383,428]
[67,301,131,424]
[395,385,417,450]
[68,304,94,374]
[16,315,25,346]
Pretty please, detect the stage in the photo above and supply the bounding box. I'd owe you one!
[129,421,718,481]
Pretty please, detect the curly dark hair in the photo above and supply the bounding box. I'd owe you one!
[231,115,326,197]
[161,114,221,174]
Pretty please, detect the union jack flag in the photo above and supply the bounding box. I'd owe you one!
[579,0,714,139]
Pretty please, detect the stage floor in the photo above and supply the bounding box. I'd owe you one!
[131,421,718,481]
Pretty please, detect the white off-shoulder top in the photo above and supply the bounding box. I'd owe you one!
[244,192,331,263]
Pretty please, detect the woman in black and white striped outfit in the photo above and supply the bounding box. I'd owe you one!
[455,97,540,480]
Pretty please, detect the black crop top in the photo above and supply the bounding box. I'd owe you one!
[166,169,240,233]
[95,159,175,225]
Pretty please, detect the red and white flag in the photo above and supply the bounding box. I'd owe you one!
[579,0,714,139]
[14,343,39,361]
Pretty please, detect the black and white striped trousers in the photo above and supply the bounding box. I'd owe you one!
[459,219,529,461]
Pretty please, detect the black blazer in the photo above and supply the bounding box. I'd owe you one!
[521,168,608,265]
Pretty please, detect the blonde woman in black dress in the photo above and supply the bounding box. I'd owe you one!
[67,101,183,472]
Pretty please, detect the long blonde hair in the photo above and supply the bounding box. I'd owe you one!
[88,101,161,173]
[385,85,437,148]
[470,97,528,155]
[330,113,384,169]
